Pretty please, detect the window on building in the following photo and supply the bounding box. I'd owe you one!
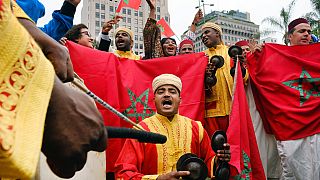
[135,27,138,33]
[95,21,100,27]
[95,3,100,9]
[135,43,138,49]
[157,15,160,20]
[139,36,143,41]
[165,16,169,22]
[139,11,143,17]
[122,8,126,14]
[134,18,138,24]
[128,17,131,23]
[101,13,105,20]
[139,44,143,49]
[95,29,100,36]
[157,7,160,13]
[134,11,138,16]
[95,12,100,18]
[135,35,138,41]
[109,6,114,12]
[127,9,131,15]
[122,17,126,22]
[101,4,105,10]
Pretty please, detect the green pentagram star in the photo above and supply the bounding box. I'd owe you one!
[282,69,320,106]
[234,150,252,180]
[157,24,164,33]
[122,88,155,123]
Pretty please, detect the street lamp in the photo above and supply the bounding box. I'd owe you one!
[195,0,214,23]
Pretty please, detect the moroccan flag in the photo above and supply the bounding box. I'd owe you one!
[157,17,175,37]
[247,43,320,141]
[227,60,266,179]
[66,41,207,172]
[115,0,141,13]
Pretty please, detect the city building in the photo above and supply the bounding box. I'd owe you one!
[81,0,170,55]
[260,37,278,44]
[182,10,260,52]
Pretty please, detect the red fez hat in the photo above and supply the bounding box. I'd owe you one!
[179,39,194,49]
[235,40,249,47]
[288,18,309,32]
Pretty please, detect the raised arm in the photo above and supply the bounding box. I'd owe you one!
[146,0,156,19]
[18,18,74,82]
[97,15,122,51]
[143,0,164,59]
[190,9,203,33]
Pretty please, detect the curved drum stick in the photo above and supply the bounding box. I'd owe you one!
[72,80,144,131]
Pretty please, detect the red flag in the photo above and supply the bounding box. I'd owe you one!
[247,43,320,141]
[66,42,207,173]
[116,0,141,13]
[227,60,266,179]
[157,18,175,37]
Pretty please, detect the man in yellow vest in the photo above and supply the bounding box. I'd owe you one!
[114,27,141,60]
[201,22,247,136]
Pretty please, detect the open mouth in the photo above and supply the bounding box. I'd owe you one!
[117,39,125,45]
[202,37,209,44]
[166,46,175,53]
[162,99,172,108]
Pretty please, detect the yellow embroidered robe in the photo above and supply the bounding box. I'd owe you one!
[0,1,55,178]
[114,114,216,180]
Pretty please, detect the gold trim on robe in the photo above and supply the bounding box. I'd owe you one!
[0,1,55,178]
[114,50,141,60]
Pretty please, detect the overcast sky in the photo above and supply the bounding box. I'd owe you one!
[38,0,313,44]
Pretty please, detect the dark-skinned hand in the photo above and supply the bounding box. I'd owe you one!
[157,171,190,180]
[216,143,231,162]
[41,77,107,178]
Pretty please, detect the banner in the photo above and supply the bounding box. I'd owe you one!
[157,17,175,37]
[227,61,266,179]
[115,0,141,13]
[66,41,207,172]
[247,43,320,141]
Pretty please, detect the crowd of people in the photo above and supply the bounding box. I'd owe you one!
[0,0,318,179]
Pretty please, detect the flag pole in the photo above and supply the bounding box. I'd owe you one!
[72,80,144,131]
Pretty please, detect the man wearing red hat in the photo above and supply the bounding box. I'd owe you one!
[251,18,317,179]
[235,40,250,57]
[278,18,317,180]
[179,39,195,55]
[287,18,312,45]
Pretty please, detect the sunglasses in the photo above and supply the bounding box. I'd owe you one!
[80,31,91,37]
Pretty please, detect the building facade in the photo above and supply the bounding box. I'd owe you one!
[261,37,278,44]
[81,0,170,55]
[182,10,260,52]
